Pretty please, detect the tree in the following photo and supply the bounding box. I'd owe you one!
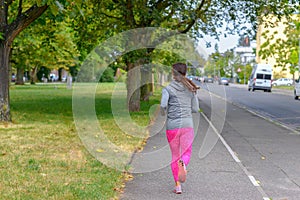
[1,1,298,121]
[206,49,235,78]
[0,0,81,122]
[93,0,298,112]
[0,1,48,121]
[259,15,300,81]
[12,13,79,84]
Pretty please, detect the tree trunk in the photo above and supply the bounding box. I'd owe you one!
[0,42,11,122]
[158,71,164,86]
[58,68,63,82]
[16,67,24,85]
[140,63,153,101]
[30,66,38,84]
[127,62,140,112]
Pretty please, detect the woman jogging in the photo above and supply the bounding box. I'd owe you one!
[160,63,199,194]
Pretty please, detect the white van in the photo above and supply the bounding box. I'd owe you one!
[248,64,272,92]
[294,76,300,100]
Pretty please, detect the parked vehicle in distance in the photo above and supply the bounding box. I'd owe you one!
[49,73,58,82]
[272,78,293,86]
[248,64,272,92]
[218,77,230,85]
[204,77,214,83]
[194,76,201,81]
[186,75,193,80]
[11,74,16,82]
[294,77,300,100]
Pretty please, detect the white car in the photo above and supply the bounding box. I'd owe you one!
[272,78,293,86]
[294,77,300,100]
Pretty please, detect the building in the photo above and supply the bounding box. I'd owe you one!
[234,37,256,64]
[256,15,299,79]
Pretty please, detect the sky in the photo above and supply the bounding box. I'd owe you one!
[197,34,240,57]
[196,20,253,58]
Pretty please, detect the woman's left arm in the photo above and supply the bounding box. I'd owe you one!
[160,88,169,116]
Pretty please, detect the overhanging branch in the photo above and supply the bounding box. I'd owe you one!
[153,0,171,12]
[6,0,13,6]
[7,4,48,44]
[179,0,206,33]
[100,11,122,20]
[17,0,23,18]
[125,0,136,27]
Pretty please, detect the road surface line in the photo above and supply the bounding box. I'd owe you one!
[248,175,260,186]
[200,112,240,163]
[200,111,271,200]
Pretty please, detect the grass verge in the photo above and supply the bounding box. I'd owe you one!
[0,83,161,200]
[272,85,294,90]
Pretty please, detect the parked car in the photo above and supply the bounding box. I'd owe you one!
[186,75,193,81]
[272,78,293,86]
[204,77,214,83]
[194,76,201,81]
[49,73,58,82]
[294,77,300,100]
[218,77,230,85]
[11,74,16,82]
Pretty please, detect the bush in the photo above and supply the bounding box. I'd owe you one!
[100,67,115,82]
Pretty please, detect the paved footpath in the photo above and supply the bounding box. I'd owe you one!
[121,88,300,200]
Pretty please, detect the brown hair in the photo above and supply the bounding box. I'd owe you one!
[172,63,199,93]
[172,63,187,76]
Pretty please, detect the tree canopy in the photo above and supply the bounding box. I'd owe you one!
[12,13,79,83]
[259,14,300,79]
[1,0,299,121]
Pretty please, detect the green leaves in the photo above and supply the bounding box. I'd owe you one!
[259,15,300,75]
[12,10,79,73]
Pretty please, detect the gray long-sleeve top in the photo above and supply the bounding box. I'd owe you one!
[160,80,199,130]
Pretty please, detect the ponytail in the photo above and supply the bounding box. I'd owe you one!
[180,76,200,93]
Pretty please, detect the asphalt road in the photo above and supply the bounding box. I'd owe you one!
[201,82,300,132]
[121,82,300,200]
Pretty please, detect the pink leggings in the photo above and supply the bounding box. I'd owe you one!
[166,127,194,182]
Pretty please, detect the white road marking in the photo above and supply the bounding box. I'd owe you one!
[248,175,260,186]
[200,113,241,163]
[200,111,271,200]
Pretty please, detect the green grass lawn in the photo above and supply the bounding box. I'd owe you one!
[0,83,161,200]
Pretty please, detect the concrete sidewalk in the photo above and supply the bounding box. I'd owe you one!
[121,90,268,200]
[121,87,300,199]
[121,116,263,200]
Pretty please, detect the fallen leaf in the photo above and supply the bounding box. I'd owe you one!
[96,148,105,153]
